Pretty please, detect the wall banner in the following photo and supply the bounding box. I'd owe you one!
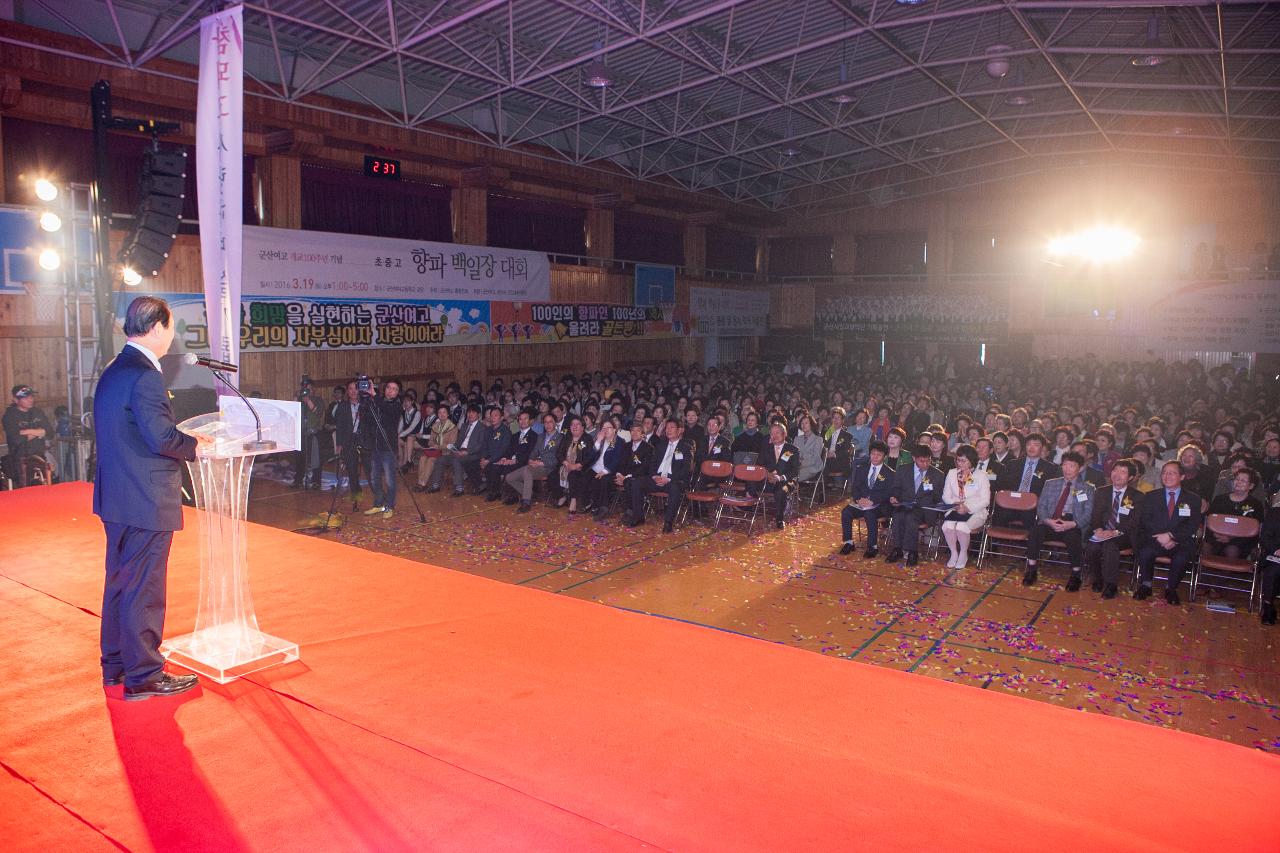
[490,302,686,343]
[196,4,244,383]
[243,225,550,303]
[689,286,770,337]
[116,291,490,354]
[815,289,1009,343]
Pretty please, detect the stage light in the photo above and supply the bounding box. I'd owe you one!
[122,266,143,286]
[34,178,58,202]
[38,211,62,232]
[37,248,61,271]
[1046,226,1141,263]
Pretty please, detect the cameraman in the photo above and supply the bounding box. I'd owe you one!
[292,377,325,489]
[3,384,54,487]
[363,378,404,519]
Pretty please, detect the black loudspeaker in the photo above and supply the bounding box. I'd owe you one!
[120,146,187,277]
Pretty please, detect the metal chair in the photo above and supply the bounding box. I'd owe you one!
[1192,514,1262,610]
[680,460,735,525]
[714,464,767,535]
[799,472,826,508]
[975,490,1038,568]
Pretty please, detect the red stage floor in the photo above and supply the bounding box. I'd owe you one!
[1,483,1277,851]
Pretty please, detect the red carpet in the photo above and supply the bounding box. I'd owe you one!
[1,483,1277,851]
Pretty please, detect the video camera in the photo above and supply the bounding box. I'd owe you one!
[299,375,312,398]
[356,373,375,399]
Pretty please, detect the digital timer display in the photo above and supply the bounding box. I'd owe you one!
[364,155,401,179]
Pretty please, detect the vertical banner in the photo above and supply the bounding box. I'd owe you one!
[197,5,243,386]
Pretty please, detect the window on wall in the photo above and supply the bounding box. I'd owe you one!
[854,232,927,277]
[769,234,833,278]
[487,193,586,256]
[2,117,257,228]
[951,231,1011,274]
[300,163,451,241]
[706,226,757,274]
[614,210,684,266]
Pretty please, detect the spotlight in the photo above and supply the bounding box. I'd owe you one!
[1046,226,1141,263]
[1132,14,1166,67]
[37,248,61,271]
[34,179,58,202]
[584,41,612,88]
[122,266,143,287]
[985,45,1011,80]
[38,211,62,232]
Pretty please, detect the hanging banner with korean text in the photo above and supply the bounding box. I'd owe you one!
[489,301,687,344]
[689,286,770,336]
[242,225,550,303]
[114,291,490,354]
[197,4,244,386]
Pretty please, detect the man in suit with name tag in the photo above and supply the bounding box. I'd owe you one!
[840,440,894,558]
[995,432,1061,529]
[884,445,946,567]
[761,422,800,530]
[974,436,1003,485]
[624,418,695,533]
[1082,458,1144,599]
[1022,452,1095,588]
[94,296,211,701]
[1134,459,1203,605]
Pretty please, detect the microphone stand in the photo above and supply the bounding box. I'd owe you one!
[208,370,277,452]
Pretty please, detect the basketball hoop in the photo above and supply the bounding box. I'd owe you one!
[24,282,61,324]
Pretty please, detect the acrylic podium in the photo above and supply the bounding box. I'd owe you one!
[162,398,302,683]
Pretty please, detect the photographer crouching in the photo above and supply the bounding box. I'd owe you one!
[293,376,326,489]
[362,376,404,519]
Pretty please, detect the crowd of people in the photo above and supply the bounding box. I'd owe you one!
[290,351,1280,626]
[815,293,1009,328]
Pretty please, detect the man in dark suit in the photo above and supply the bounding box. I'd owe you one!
[840,440,894,557]
[93,296,207,701]
[430,403,483,495]
[693,413,733,490]
[821,408,854,479]
[333,379,369,501]
[1083,458,1144,600]
[761,421,800,529]
[496,409,538,503]
[473,405,513,500]
[974,436,1003,486]
[885,445,946,567]
[1072,440,1107,489]
[624,418,694,533]
[994,432,1061,528]
[1134,459,1204,605]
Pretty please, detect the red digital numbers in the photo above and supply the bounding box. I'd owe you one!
[364,155,401,179]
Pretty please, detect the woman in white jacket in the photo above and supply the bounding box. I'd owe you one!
[940,444,990,569]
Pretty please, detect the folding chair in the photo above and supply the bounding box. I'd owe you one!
[975,490,1038,569]
[715,464,767,536]
[1192,514,1262,610]
[679,460,734,525]
[799,472,825,508]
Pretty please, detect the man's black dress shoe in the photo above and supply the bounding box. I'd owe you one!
[485,493,500,502]
[884,548,903,564]
[1091,578,1104,593]
[1164,588,1181,606]
[451,490,465,498]
[426,485,440,493]
[1022,568,1038,587]
[839,543,855,556]
[864,548,878,559]
[1133,585,1152,601]
[1261,601,1277,626]
[1101,583,1118,600]
[1065,573,1082,592]
[625,517,644,528]
[775,520,784,529]
[103,674,124,687]
[516,501,531,514]
[503,495,519,505]
[123,672,198,702]
[662,522,673,534]
[904,551,918,567]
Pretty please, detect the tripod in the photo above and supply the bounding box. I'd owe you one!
[357,391,427,523]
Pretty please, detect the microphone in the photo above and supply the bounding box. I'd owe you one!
[184,352,239,373]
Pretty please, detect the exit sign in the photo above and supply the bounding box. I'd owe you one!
[363,155,401,179]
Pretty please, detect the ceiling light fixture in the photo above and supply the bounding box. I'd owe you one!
[831,62,855,104]
[584,40,612,88]
[1131,14,1166,67]
[1005,64,1033,106]
[33,178,58,202]
[985,44,1011,79]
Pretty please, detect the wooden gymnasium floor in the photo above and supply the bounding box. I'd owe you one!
[248,471,1280,754]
